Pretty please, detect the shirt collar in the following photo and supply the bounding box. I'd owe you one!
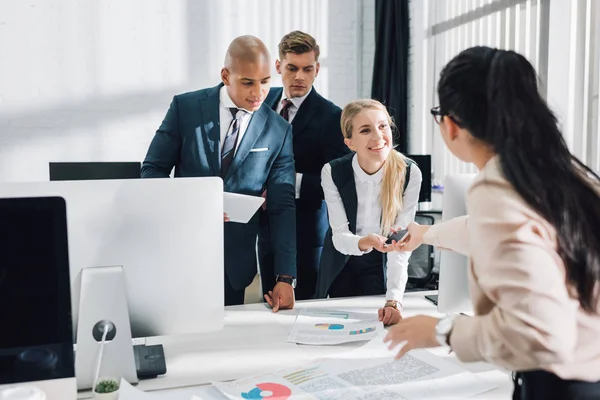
[220,85,254,115]
[352,153,384,183]
[282,86,312,109]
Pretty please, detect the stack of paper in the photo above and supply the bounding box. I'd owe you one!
[287,308,383,345]
[118,379,227,400]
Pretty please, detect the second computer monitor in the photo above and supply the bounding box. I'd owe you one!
[49,162,141,181]
[0,197,75,386]
[437,173,476,314]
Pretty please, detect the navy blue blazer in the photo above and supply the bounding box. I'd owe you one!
[141,84,297,291]
[264,87,349,246]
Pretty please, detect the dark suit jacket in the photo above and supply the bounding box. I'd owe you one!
[264,87,349,247]
[141,84,297,291]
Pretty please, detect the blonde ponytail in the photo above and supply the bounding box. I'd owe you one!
[380,150,407,236]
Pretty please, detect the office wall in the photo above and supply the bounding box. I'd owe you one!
[0,0,375,183]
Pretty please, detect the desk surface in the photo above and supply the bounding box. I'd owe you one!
[73,292,512,399]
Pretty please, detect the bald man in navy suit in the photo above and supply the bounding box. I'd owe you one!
[142,36,297,309]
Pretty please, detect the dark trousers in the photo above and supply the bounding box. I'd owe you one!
[328,251,385,298]
[224,274,245,306]
[258,205,326,300]
[513,370,600,400]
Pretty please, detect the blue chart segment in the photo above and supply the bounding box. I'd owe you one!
[315,323,345,330]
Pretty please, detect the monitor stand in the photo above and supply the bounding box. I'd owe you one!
[74,266,168,390]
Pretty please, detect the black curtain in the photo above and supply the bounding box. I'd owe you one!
[371,0,410,153]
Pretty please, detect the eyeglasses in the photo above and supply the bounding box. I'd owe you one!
[430,106,461,126]
[430,106,444,125]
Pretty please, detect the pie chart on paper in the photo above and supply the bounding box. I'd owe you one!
[241,383,292,399]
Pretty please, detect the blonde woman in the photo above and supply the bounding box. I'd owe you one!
[315,99,422,325]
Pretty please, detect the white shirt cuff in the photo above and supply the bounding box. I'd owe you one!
[295,173,303,199]
[385,289,404,307]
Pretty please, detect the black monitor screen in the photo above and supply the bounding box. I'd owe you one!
[406,154,432,203]
[0,197,75,384]
[49,162,141,181]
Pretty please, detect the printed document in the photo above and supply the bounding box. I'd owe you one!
[287,308,383,345]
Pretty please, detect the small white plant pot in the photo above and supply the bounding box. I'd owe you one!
[93,390,119,400]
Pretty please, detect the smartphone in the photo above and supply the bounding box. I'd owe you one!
[386,229,409,245]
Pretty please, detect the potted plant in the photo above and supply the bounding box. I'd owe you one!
[93,378,120,400]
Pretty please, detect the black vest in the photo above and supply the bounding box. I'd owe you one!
[314,153,412,298]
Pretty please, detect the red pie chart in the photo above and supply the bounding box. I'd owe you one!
[241,382,292,399]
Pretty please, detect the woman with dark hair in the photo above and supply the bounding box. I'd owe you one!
[383,46,600,399]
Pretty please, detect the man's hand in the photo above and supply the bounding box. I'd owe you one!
[378,306,402,325]
[264,282,294,312]
[223,213,230,222]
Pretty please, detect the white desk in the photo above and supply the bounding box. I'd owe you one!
[73,292,513,399]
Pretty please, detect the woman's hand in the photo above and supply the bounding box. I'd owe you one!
[358,233,388,252]
[383,315,440,359]
[378,306,402,325]
[392,222,430,252]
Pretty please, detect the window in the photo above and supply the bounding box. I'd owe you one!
[410,0,550,182]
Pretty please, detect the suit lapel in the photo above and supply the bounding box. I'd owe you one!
[224,106,268,182]
[266,87,283,111]
[199,85,222,175]
[290,87,317,137]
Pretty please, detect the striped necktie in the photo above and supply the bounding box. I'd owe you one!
[221,108,246,178]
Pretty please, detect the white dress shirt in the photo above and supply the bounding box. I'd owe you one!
[275,88,313,198]
[321,154,423,303]
[274,87,312,123]
[219,85,253,155]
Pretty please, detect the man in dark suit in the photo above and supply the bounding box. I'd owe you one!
[141,36,297,309]
[259,31,350,300]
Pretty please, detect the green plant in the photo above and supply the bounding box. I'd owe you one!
[94,378,119,393]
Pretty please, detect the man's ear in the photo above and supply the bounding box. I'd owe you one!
[275,60,282,74]
[221,68,230,85]
[344,138,354,151]
[315,62,320,77]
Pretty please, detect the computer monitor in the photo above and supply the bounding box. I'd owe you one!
[405,154,432,203]
[436,173,476,314]
[0,197,75,386]
[49,162,141,181]
[0,177,224,390]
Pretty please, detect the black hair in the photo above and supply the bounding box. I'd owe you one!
[438,46,600,313]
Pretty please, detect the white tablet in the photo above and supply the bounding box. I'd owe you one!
[223,192,265,223]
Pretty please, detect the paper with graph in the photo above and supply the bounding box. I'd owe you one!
[287,308,383,345]
[211,339,497,399]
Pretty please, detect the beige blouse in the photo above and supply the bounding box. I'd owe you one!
[424,156,600,381]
